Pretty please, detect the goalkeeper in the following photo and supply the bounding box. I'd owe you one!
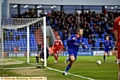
[36,44,49,65]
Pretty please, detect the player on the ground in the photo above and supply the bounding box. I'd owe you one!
[63,28,87,75]
[36,43,42,65]
[53,36,64,63]
[36,47,49,66]
[114,16,120,80]
[103,35,113,62]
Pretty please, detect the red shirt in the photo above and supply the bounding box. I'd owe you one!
[114,16,120,41]
[53,40,63,50]
[14,47,19,53]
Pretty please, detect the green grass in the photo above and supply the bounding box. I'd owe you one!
[0,56,118,80]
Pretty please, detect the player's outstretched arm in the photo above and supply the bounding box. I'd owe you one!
[81,42,87,49]
[67,35,76,45]
[67,35,76,41]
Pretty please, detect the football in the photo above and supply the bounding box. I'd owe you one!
[97,60,102,65]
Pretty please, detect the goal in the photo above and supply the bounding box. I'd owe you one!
[0,17,47,69]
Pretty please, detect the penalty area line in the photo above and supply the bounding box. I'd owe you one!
[46,67,95,80]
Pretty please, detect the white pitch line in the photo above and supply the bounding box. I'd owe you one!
[46,67,95,80]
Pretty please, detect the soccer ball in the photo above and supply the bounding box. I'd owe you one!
[97,60,102,65]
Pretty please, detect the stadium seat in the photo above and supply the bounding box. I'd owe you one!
[83,38,88,41]
[102,34,105,38]
[59,31,63,38]
[47,20,50,26]
[64,40,67,43]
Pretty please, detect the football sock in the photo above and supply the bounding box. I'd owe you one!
[67,57,70,61]
[65,64,71,72]
[36,56,39,63]
[56,55,58,61]
[103,55,106,62]
[54,55,57,61]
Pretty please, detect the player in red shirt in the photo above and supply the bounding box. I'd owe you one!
[114,16,120,80]
[53,36,64,63]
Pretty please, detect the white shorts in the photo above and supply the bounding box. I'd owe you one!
[117,59,120,64]
[40,58,44,62]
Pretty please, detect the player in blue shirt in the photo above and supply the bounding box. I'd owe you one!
[103,35,113,62]
[63,28,87,75]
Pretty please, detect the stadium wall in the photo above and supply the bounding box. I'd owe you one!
[2,0,7,17]
[46,26,55,46]
[62,51,93,56]
[62,50,113,56]
[42,26,55,46]
[6,50,107,57]
[7,0,120,5]
[6,0,120,17]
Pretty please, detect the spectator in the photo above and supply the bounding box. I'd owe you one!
[14,46,19,57]
[91,34,96,50]
[99,41,103,50]
[88,35,92,45]
[98,27,103,38]
[10,31,13,40]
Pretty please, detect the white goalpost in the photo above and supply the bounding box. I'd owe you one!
[43,17,47,67]
[0,17,47,69]
[27,25,30,63]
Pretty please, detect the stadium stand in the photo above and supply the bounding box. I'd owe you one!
[2,10,120,51]
[2,22,38,51]
[45,10,119,50]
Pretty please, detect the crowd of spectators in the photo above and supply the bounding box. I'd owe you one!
[11,11,45,18]
[47,10,118,37]
[10,10,120,49]
[46,10,120,47]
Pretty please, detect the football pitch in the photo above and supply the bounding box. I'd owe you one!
[0,56,118,80]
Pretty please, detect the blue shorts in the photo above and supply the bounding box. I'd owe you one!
[104,49,110,54]
[68,49,77,59]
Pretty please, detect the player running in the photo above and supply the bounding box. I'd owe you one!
[103,35,113,62]
[53,36,64,63]
[63,28,87,75]
[114,16,120,80]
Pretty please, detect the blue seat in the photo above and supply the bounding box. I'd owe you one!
[85,42,88,45]
[95,44,100,47]
[47,20,50,25]
[21,47,27,51]
[79,47,84,51]
[88,44,92,47]
[64,43,67,47]
[64,40,67,43]
[4,47,8,51]
[59,31,63,38]
[95,34,99,37]
[52,24,55,29]
[102,34,105,38]
[83,38,88,41]
[97,38,101,41]
[30,47,37,51]
[101,38,104,41]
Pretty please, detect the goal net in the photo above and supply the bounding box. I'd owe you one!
[0,17,47,69]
